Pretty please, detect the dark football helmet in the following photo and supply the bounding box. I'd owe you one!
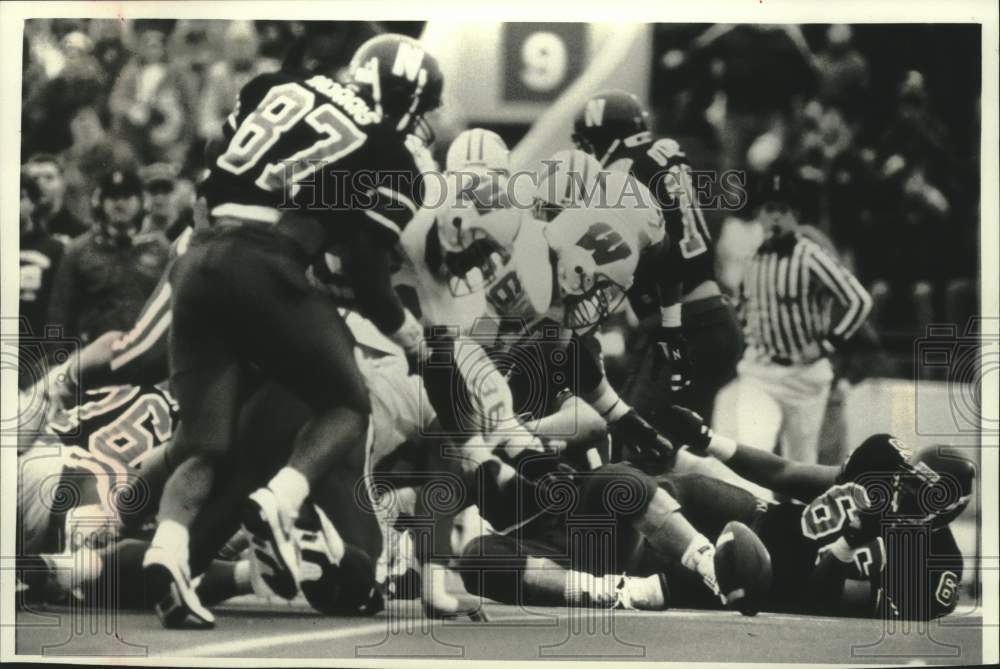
[571,90,649,164]
[838,434,975,529]
[909,446,975,527]
[348,33,444,144]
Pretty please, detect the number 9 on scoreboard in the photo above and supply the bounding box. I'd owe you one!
[502,23,586,103]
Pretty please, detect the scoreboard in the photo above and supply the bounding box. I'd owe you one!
[422,22,652,126]
[501,23,587,104]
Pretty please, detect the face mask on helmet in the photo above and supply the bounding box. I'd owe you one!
[555,245,628,333]
[436,190,512,297]
[348,34,444,144]
[443,233,512,297]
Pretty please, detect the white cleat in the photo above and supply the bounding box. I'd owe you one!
[142,545,215,629]
[242,487,301,600]
[615,573,669,611]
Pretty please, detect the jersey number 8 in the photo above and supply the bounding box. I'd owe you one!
[217,82,366,194]
[801,482,868,541]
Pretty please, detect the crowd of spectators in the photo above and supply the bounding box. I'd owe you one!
[651,23,981,347]
[17,19,384,382]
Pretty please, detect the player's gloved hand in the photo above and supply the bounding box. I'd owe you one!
[656,326,693,392]
[609,410,677,473]
[40,358,79,422]
[661,405,713,455]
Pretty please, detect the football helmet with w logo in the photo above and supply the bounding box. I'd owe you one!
[544,207,640,333]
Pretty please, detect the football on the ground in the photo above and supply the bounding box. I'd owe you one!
[714,521,773,616]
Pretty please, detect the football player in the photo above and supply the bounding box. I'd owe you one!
[659,405,973,619]
[144,32,444,627]
[18,314,456,621]
[572,90,743,427]
[451,444,761,612]
[524,148,684,465]
[15,379,287,614]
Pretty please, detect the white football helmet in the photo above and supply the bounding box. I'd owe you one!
[446,128,511,178]
[599,170,665,252]
[532,149,605,223]
[543,207,640,332]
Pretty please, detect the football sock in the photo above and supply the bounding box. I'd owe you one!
[151,519,190,555]
[196,559,252,606]
[563,570,620,608]
[631,488,700,562]
[680,534,719,595]
[268,466,311,516]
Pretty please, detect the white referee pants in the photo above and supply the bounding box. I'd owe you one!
[707,353,834,499]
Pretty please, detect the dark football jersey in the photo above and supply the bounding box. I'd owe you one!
[202,71,424,247]
[605,133,716,299]
[755,496,963,620]
[47,384,178,484]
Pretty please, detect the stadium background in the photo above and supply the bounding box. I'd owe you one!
[19,18,985,595]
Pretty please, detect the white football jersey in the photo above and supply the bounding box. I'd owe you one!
[599,170,665,252]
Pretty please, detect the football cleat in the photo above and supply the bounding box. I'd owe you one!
[142,545,215,629]
[296,505,384,616]
[421,561,486,620]
[242,487,301,600]
[615,573,669,611]
[714,521,773,616]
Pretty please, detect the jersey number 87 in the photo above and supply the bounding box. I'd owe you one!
[218,82,367,193]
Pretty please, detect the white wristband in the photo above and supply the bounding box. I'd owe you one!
[660,304,682,328]
[706,434,738,462]
[387,309,423,354]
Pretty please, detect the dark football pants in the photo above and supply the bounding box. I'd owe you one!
[624,294,743,430]
[167,224,370,467]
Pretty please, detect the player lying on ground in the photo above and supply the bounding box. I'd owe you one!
[15,330,454,620]
[448,434,770,613]
[659,405,974,619]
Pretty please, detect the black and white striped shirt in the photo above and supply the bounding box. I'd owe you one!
[741,232,873,365]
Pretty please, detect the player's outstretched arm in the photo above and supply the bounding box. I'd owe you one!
[37,329,123,417]
[350,226,422,356]
[661,405,838,502]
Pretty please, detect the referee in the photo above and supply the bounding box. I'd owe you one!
[720,166,873,466]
